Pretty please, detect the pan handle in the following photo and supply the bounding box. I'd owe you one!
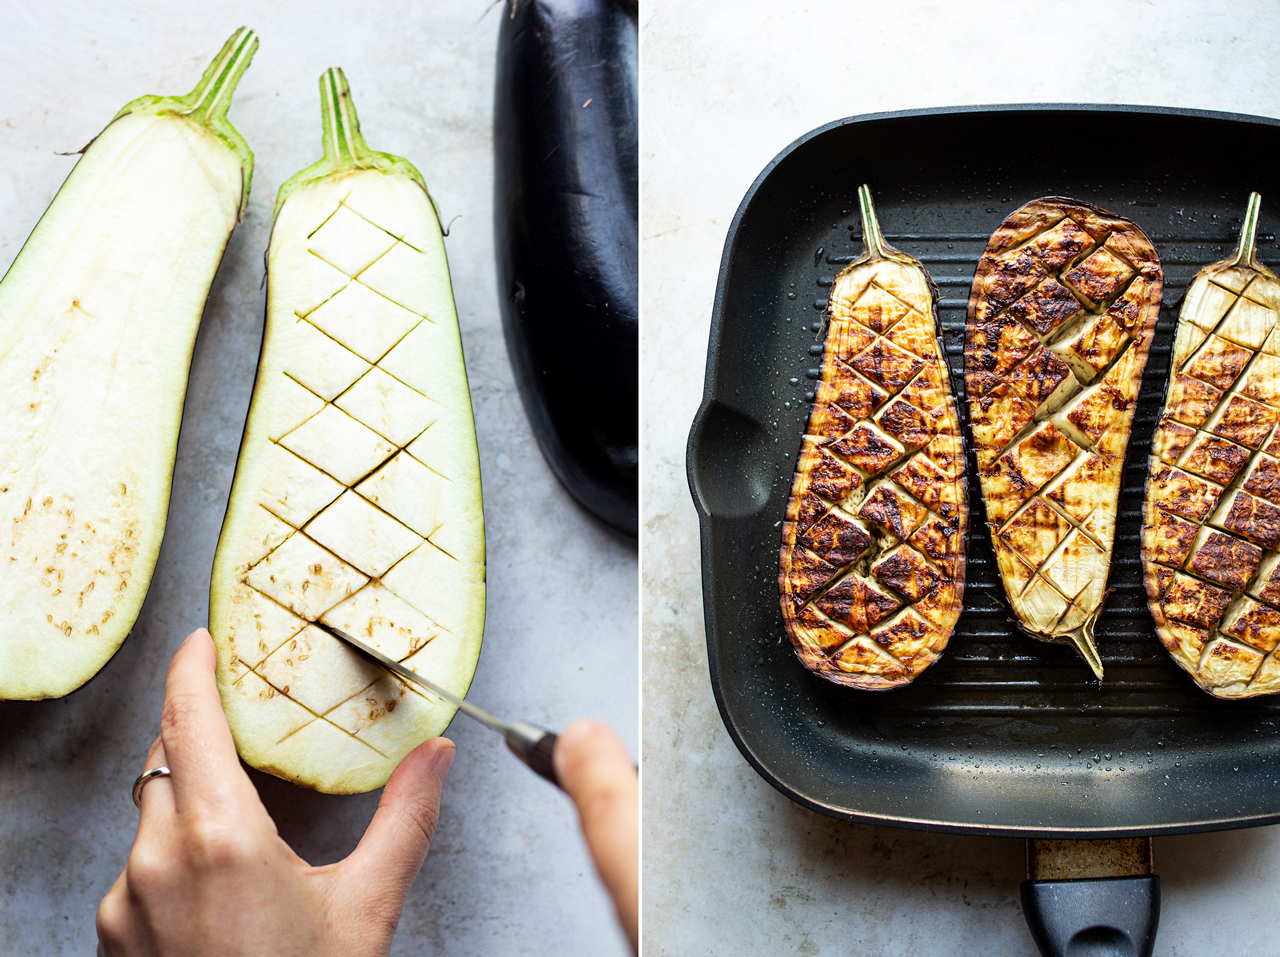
[1021,875,1159,957]
[1020,838,1159,957]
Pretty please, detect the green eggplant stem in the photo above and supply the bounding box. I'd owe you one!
[1073,622,1104,682]
[854,184,910,266]
[858,184,887,261]
[319,68,379,174]
[273,67,431,223]
[183,27,259,127]
[1229,191,1263,269]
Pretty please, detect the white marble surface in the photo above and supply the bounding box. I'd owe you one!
[0,3,636,955]
[642,2,1280,954]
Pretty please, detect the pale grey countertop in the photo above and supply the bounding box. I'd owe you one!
[0,3,637,955]
[642,2,1280,954]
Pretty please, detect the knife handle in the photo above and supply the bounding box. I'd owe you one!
[505,721,561,789]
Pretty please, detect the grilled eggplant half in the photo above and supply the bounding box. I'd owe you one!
[966,198,1162,679]
[779,186,967,690]
[1143,193,1280,698]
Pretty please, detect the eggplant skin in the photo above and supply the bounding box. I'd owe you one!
[494,0,638,535]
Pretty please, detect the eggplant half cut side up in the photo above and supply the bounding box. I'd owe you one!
[966,198,1162,680]
[494,0,638,535]
[1143,193,1280,698]
[0,28,257,700]
[209,69,485,794]
[779,186,968,690]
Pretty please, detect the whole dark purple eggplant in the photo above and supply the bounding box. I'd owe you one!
[494,0,638,536]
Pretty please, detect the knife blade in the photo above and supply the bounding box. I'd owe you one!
[314,622,561,788]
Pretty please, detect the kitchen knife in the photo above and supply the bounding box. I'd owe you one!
[315,622,561,788]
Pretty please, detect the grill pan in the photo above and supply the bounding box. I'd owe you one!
[686,104,1280,840]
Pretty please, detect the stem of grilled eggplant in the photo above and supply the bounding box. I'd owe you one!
[1228,191,1263,269]
[854,183,907,266]
[1073,619,1104,681]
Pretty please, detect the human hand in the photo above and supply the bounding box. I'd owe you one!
[95,628,454,957]
[555,719,639,953]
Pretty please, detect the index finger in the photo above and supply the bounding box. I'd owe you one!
[158,628,253,812]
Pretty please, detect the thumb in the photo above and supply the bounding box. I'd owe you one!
[555,720,638,951]
[340,737,455,910]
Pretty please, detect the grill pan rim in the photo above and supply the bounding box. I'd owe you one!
[688,102,1280,838]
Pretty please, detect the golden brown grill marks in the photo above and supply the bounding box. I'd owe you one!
[813,576,900,633]
[1162,572,1233,631]
[1008,348,1072,407]
[1184,335,1252,392]
[1143,193,1280,697]
[1225,601,1280,652]
[1181,433,1251,486]
[857,483,928,540]
[1007,278,1082,336]
[778,186,966,690]
[851,339,926,395]
[1188,529,1262,591]
[1151,465,1221,522]
[965,198,1163,677]
[1065,314,1128,376]
[1166,373,1224,427]
[1145,510,1200,566]
[1212,395,1277,449]
[829,423,903,473]
[796,510,873,566]
[1243,455,1280,502]
[1221,492,1280,550]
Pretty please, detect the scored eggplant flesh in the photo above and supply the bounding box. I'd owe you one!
[1143,193,1280,698]
[209,70,485,794]
[966,198,1162,679]
[779,185,967,690]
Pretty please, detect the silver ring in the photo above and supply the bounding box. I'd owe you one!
[132,766,171,808]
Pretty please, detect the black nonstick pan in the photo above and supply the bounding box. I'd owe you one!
[686,104,1280,956]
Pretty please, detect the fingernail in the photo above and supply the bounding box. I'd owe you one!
[558,718,604,749]
[181,627,211,646]
[427,738,456,778]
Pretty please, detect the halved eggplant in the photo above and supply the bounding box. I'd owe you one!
[494,0,638,535]
[0,29,257,700]
[210,70,485,794]
[779,186,967,690]
[1143,193,1280,698]
[966,198,1162,678]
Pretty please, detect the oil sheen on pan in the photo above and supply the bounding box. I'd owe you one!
[966,197,1162,679]
[778,186,968,691]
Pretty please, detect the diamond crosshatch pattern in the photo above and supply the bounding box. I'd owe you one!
[230,197,465,755]
[965,200,1163,665]
[778,239,968,691]
[1145,244,1280,695]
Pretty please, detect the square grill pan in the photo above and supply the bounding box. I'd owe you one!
[687,104,1280,837]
